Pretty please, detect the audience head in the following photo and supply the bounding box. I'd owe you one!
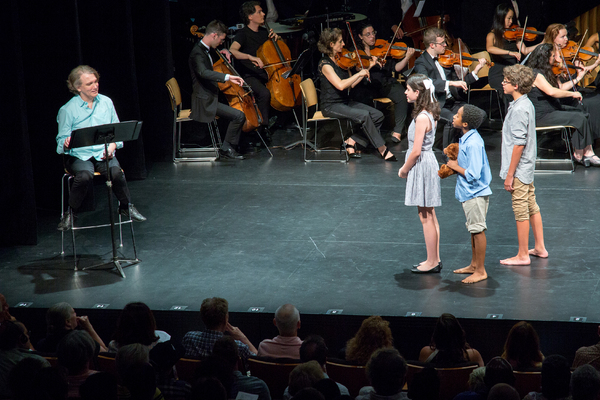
[502,321,543,369]
[468,367,487,393]
[149,340,185,374]
[571,364,600,400]
[80,371,118,400]
[488,383,520,400]
[407,366,439,400]
[346,315,393,365]
[212,335,239,368]
[121,362,156,400]
[541,354,571,399]
[484,356,515,389]
[314,379,341,400]
[0,293,13,323]
[116,343,150,380]
[300,335,328,367]
[200,297,229,330]
[317,28,343,56]
[9,357,68,400]
[428,313,471,365]
[190,377,227,400]
[502,64,535,94]
[0,320,29,350]
[46,302,77,334]
[57,330,96,375]
[366,348,407,396]
[113,302,159,347]
[289,360,325,396]
[196,355,236,398]
[274,304,301,336]
[292,387,326,400]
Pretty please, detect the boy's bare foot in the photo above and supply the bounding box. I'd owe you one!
[454,265,476,274]
[529,248,549,258]
[500,256,531,265]
[462,271,488,284]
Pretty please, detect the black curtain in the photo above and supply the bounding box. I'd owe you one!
[0,0,174,246]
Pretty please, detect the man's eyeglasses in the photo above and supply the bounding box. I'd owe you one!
[434,40,447,46]
[363,31,377,37]
[501,79,514,85]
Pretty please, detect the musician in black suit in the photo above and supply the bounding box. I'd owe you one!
[413,27,487,149]
[189,20,246,160]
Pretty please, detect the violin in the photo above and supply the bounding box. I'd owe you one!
[438,50,494,68]
[503,25,545,42]
[190,26,262,132]
[561,40,599,62]
[335,48,382,70]
[552,60,583,77]
[369,39,423,60]
[256,22,302,112]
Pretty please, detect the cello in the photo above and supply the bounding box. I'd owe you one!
[256,22,302,112]
[191,26,262,132]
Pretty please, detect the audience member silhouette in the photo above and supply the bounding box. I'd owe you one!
[524,355,571,400]
[356,348,408,400]
[258,304,302,359]
[502,321,544,370]
[345,316,394,365]
[109,302,170,352]
[571,364,600,400]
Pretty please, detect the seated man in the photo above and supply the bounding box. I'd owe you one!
[356,348,408,400]
[258,304,302,359]
[56,65,145,231]
[573,325,600,371]
[182,297,257,361]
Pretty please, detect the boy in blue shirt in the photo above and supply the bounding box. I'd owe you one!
[447,105,492,283]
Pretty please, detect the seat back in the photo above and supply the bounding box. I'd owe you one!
[247,357,301,399]
[166,77,183,110]
[468,51,491,78]
[300,78,319,109]
[175,358,202,383]
[513,370,542,398]
[96,353,117,375]
[325,360,369,398]
[406,363,478,400]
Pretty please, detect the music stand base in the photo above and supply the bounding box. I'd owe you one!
[82,258,141,278]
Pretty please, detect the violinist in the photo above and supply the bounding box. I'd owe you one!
[486,4,538,107]
[352,22,416,143]
[317,28,396,161]
[413,27,487,150]
[526,44,600,167]
[189,20,245,160]
[229,1,279,136]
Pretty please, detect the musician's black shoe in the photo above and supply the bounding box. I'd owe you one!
[57,211,73,231]
[119,205,147,222]
[220,146,245,160]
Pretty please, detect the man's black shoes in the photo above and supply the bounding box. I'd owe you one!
[119,205,147,222]
[57,211,72,231]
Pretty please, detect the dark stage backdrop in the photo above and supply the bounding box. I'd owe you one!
[1,0,173,246]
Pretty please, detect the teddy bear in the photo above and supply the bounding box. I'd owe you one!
[438,143,459,179]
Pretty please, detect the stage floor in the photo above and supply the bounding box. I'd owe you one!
[2,126,600,323]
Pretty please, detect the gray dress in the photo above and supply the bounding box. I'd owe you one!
[404,111,441,207]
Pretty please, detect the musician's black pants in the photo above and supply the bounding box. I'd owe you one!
[217,102,245,146]
[244,76,271,127]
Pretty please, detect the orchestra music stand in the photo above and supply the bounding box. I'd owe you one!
[284,48,318,150]
[68,120,143,278]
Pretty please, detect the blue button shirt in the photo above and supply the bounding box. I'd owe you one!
[56,93,122,161]
[455,129,492,203]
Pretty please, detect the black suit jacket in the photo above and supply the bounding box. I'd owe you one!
[189,41,228,123]
[413,51,477,109]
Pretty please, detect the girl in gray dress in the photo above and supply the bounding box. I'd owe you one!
[399,74,442,273]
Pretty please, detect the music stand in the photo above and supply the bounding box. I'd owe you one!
[68,120,143,278]
[284,48,318,150]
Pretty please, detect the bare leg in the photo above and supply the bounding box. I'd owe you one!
[392,131,401,141]
[454,234,475,274]
[416,207,441,271]
[462,232,488,283]
[528,211,548,258]
[377,145,395,160]
[500,219,531,265]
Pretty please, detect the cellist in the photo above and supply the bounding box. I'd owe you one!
[189,20,245,160]
[229,1,279,139]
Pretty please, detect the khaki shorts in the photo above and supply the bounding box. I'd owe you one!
[512,177,540,221]
[462,196,489,234]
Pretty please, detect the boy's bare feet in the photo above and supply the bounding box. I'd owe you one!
[500,256,530,265]
[454,265,476,274]
[462,271,488,284]
[529,248,548,258]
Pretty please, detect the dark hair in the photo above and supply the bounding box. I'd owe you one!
[291,387,326,400]
[407,74,441,121]
[429,313,470,365]
[80,372,118,400]
[113,302,159,347]
[212,335,239,367]
[206,20,228,36]
[488,383,520,400]
[366,348,407,396]
[121,362,156,400]
[502,321,543,370]
[196,356,235,398]
[149,341,185,373]
[484,356,515,389]
[317,28,342,56]
[314,379,341,400]
[57,330,96,375]
[571,364,600,400]
[541,355,571,399]
[407,367,439,400]
[190,377,227,400]
[300,335,328,365]
[240,1,261,25]
[490,4,515,50]
[356,22,374,51]
[9,357,49,400]
[0,320,26,350]
[460,105,486,130]
[200,297,228,330]
[526,43,557,87]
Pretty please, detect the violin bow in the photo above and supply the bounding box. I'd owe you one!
[558,49,578,92]
[518,16,528,56]
[458,39,465,80]
[216,50,254,93]
[346,21,370,82]
[383,18,404,60]
[572,30,588,64]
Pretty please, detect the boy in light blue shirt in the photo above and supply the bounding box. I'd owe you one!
[447,104,492,283]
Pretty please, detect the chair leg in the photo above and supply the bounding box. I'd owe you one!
[207,121,220,158]
[494,90,504,123]
[256,128,274,157]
